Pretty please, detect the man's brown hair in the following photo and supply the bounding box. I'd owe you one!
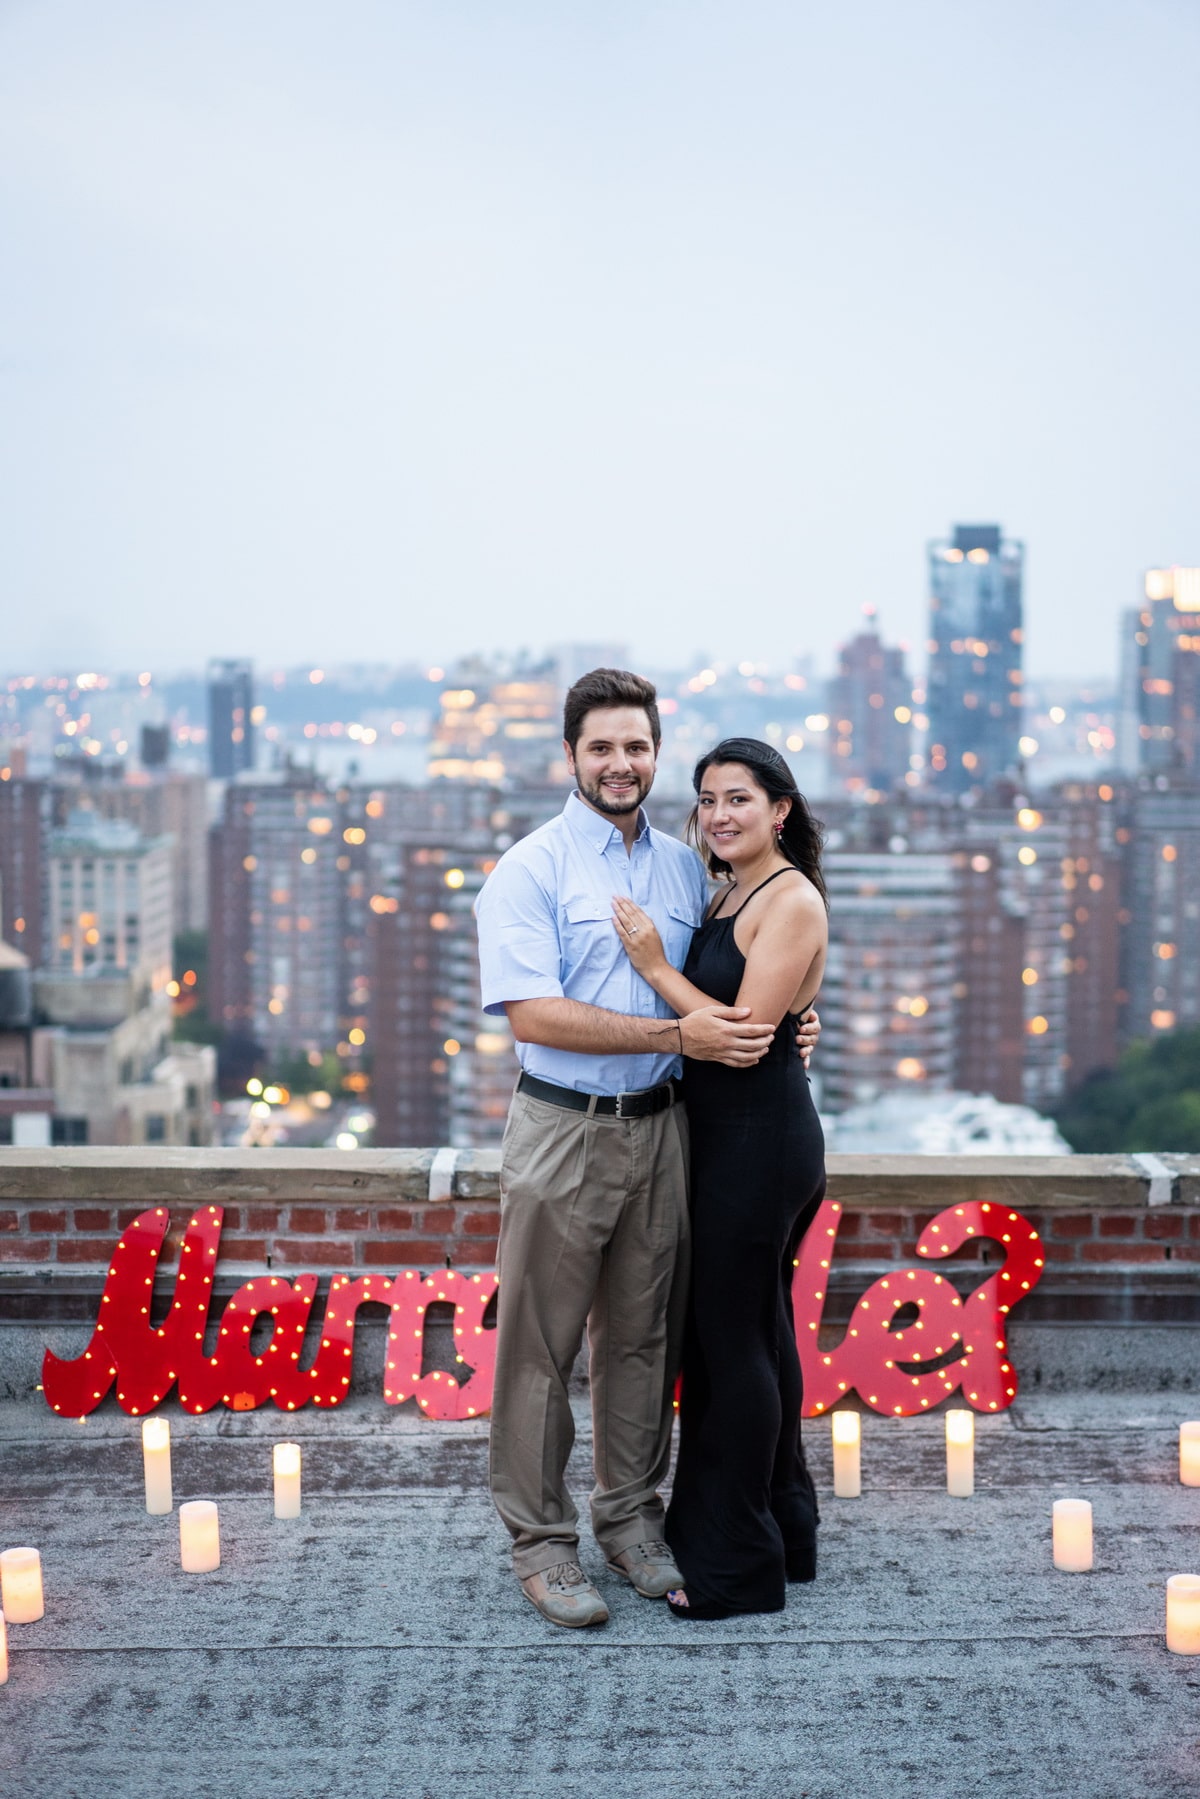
[562,669,661,755]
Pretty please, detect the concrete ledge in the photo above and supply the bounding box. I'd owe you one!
[2,1147,1199,1205]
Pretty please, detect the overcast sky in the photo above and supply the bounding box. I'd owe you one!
[1,0,1197,681]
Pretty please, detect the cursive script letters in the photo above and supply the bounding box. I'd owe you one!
[793,1198,1044,1415]
[41,1198,1040,1420]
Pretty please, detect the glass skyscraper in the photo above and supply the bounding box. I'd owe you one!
[206,658,255,780]
[925,524,1024,795]
[1131,566,1200,775]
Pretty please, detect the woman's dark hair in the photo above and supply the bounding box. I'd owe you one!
[689,737,827,908]
[563,668,661,755]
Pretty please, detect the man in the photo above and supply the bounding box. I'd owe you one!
[475,668,818,1628]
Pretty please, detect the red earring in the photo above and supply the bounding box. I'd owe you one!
[774,819,784,836]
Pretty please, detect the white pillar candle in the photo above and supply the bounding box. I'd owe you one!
[0,1609,8,1684]
[1180,1422,1200,1488]
[945,1409,975,1498]
[1052,1498,1093,1572]
[1166,1575,1200,1655]
[273,1442,302,1519]
[831,1411,861,1498]
[179,1501,220,1573]
[0,1548,44,1623]
[142,1417,173,1515]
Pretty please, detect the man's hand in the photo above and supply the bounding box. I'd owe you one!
[681,1005,774,1067]
[794,1007,821,1069]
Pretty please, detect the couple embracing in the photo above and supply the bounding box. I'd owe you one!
[475,667,828,1625]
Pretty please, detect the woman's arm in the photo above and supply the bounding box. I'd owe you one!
[613,887,825,1031]
[733,883,826,1026]
[611,896,718,1017]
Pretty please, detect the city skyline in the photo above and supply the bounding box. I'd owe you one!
[4,578,1198,1153]
[3,5,1198,677]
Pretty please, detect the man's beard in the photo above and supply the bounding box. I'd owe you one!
[576,773,651,817]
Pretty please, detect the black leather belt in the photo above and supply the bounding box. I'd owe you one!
[517,1071,681,1119]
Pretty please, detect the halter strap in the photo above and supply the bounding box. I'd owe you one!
[710,864,799,921]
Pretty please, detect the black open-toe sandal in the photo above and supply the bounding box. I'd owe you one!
[666,1590,739,1622]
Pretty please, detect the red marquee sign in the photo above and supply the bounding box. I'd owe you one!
[41,1198,1043,1421]
[794,1198,1044,1415]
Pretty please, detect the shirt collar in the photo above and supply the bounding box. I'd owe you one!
[563,790,651,852]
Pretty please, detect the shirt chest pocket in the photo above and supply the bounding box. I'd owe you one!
[662,903,699,973]
[561,897,619,979]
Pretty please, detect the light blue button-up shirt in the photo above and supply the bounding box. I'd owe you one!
[475,793,708,1096]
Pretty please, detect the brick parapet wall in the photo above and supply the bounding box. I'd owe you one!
[1,1150,1198,1288]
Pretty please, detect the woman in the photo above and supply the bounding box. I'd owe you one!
[611,737,828,1620]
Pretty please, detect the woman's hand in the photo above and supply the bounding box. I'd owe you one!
[795,1007,821,1068]
[612,896,668,977]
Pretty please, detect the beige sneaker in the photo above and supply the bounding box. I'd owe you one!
[606,1539,683,1599]
[519,1561,610,1628]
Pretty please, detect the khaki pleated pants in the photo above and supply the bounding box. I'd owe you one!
[489,1087,691,1580]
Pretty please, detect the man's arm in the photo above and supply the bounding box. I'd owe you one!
[505,997,774,1068]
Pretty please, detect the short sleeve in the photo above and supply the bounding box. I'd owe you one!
[687,844,708,919]
[474,854,565,1016]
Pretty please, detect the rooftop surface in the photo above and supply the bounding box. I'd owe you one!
[1,1389,1198,1799]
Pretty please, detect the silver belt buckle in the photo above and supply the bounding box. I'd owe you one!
[615,1089,632,1119]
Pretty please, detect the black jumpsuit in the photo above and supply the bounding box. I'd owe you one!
[666,869,826,1616]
